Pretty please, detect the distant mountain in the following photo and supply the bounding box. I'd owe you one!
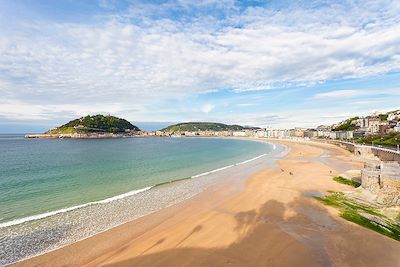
[47,115,140,134]
[162,122,259,132]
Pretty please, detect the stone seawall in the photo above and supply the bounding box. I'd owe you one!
[326,140,355,153]
[325,140,400,164]
[323,140,400,206]
[361,160,400,206]
[371,147,400,162]
[381,161,400,185]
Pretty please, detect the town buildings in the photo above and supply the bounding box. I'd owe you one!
[368,117,381,133]
[148,110,399,143]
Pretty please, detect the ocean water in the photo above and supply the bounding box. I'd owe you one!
[0,135,273,226]
[0,135,288,265]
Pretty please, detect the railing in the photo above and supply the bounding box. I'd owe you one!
[370,146,400,154]
[327,140,400,155]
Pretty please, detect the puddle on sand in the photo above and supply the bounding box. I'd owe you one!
[303,191,325,198]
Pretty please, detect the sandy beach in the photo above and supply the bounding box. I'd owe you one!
[14,140,400,267]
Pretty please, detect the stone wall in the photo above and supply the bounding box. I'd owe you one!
[371,148,400,163]
[327,140,400,163]
[354,146,372,157]
[315,140,399,206]
[378,161,400,206]
[361,160,400,206]
[326,140,355,153]
[381,161,400,183]
[361,160,381,193]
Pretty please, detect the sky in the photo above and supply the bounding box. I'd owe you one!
[0,0,399,132]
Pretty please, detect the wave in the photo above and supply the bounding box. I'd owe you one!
[0,186,153,228]
[191,164,235,178]
[153,177,192,188]
[0,152,270,229]
[235,153,267,166]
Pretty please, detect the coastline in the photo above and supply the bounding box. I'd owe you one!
[10,139,400,266]
[24,133,141,139]
[1,138,286,266]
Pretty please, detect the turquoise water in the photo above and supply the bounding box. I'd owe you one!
[0,135,272,225]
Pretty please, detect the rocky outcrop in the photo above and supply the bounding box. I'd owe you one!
[25,133,135,139]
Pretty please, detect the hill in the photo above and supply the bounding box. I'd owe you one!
[162,122,259,132]
[333,117,360,131]
[47,115,140,134]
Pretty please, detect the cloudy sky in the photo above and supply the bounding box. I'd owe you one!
[0,0,399,132]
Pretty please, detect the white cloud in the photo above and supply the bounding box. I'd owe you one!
[201,103,215,113]
[313,87,400,99]
[237,103,256,107]
[313,90,362,99]
[0,0,400,123]
[0,100,123,121]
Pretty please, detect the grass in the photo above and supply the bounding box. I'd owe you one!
[48,126,76,134]
[395,212,400,225]
[315,192,400,241]
[354,132,400,147]
[333,176,361,187]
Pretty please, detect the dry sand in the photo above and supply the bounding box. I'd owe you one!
[14,140,400,267]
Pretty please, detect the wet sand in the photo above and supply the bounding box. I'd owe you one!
[14,140,400,267]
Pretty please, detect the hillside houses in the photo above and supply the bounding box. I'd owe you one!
[147,110,400,146]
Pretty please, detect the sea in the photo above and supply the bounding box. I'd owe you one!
[0,134,286,265]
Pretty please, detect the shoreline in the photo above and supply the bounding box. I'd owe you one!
[0,150,275,229]
[2,139,286,266]
[11,139,400,266]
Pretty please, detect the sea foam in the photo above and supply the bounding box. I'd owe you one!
[0,153,269,228]
[0,186,153,228]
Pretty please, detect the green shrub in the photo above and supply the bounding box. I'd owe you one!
[315,192,400,241]
[333,176,361,187]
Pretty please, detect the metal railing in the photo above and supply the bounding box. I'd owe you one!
[326,140,400,155]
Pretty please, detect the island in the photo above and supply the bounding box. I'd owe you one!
[162,122,259,132]
[25,115,141,139]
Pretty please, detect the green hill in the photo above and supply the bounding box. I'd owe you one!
[47,115,140,134]
[333,117,360,131]
[162,122,259,132]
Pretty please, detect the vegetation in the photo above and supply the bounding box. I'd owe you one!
[162,122,259,132]
[47,115,139,134]
[354,132,400,147]
[333,117,359,131]
[315,192,400,241]
[379,114,388,121]
[333,176,361,187]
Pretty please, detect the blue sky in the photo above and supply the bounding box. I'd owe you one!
[0,0,399,132]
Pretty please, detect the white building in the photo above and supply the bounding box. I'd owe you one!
[395,122,400,132]
[357,117,369,128]
[233,131,247,137]
[330,131,354,140]
[388,113,396,121]
[368,117,381,133]
[255,130,266,138]
[263,129,291,138]
[317,130,331,138]
[329,132,338,139]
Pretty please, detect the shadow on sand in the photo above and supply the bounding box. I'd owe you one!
[103,199,336,267]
